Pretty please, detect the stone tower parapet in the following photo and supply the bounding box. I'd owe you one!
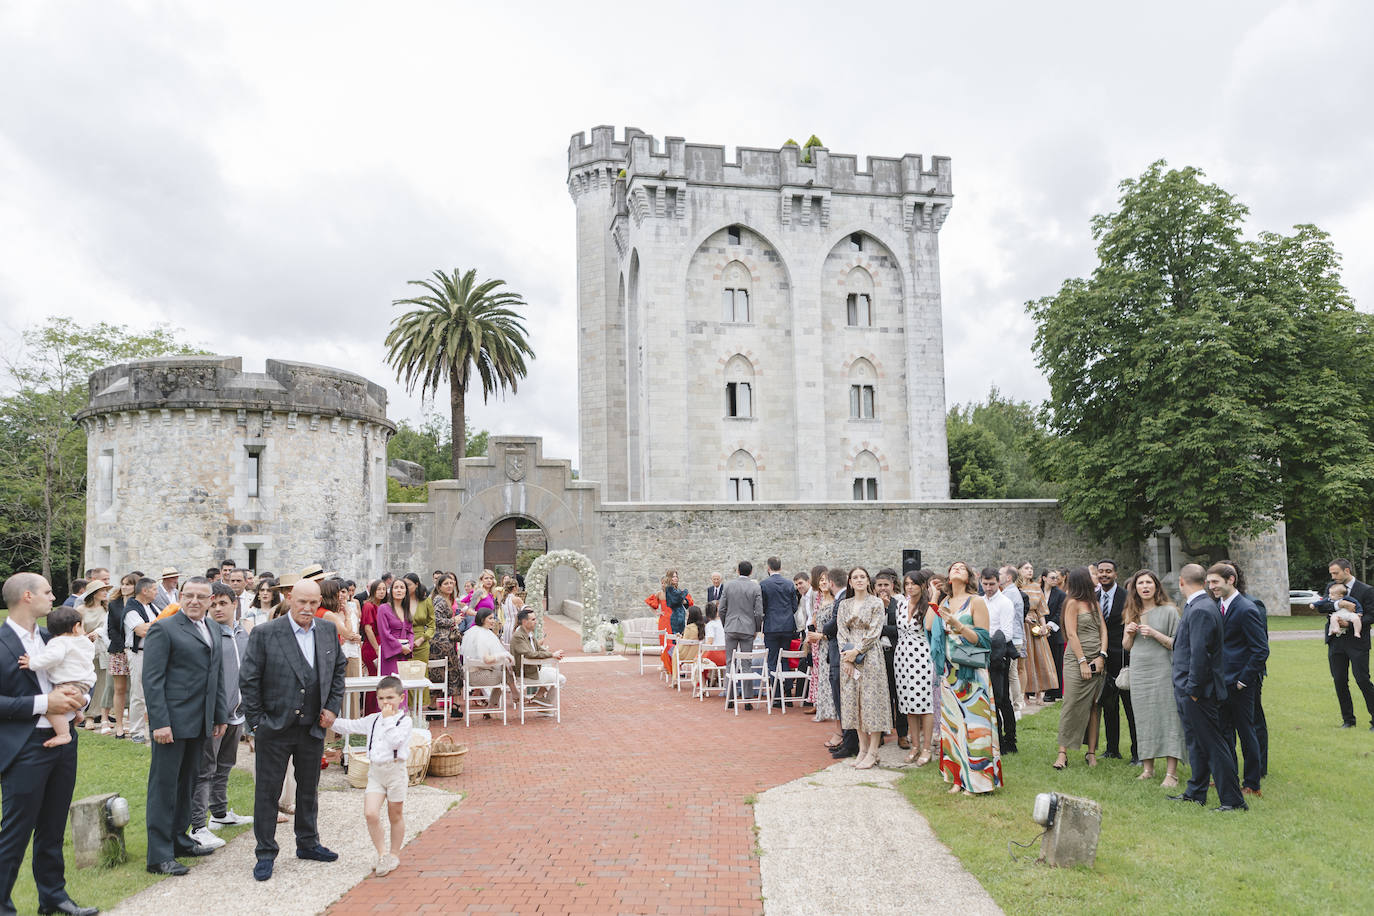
[78,356,394,579]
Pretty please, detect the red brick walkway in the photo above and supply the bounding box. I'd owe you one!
[330,626,834,915]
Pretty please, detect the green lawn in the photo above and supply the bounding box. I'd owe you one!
[1268,613,1324,631]
[898,638,1372,915]
[2,731,255,913]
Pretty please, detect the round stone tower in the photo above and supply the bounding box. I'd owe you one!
[75,356,395,578]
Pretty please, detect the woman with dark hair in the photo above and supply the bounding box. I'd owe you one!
[461,607,513,708]
[1122,569,1184,786]
[929,561,1001,794]
[377,577,415,677]
[663,569,690,635]
[79,582,114,732]
[838,566,890,770]
[243,578,279,632]
[429,572,463,710]
[403,572,434,671]
[805,568,841,747]
[360,579,386,677]
[1054,566,1107,769]
[896,569,936,765]
[105,572,139,738]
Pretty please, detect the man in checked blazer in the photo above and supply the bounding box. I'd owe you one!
[239,578,347,881]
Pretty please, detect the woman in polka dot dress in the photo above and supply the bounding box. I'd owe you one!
[895,569,937,765]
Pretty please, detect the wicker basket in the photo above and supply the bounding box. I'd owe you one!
[427,734,468,777]
[346,730,433,788]
[397,660,428,680]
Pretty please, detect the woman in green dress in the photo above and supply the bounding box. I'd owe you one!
[404,572,436,705]
[1054,566,1107,769]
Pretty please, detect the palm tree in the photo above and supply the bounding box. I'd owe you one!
[384,269,534,478]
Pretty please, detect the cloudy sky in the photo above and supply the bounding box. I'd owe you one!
[2,0,1369,468]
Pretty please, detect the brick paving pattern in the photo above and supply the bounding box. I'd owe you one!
[330,625,832,915]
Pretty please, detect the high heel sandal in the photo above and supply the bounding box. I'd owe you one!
[1084,752,1098,767]
[914,750,932,768]
[854,753,877,770]
[1053,752,1068,770]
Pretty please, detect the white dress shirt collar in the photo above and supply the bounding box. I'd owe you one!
[289,615,317,667]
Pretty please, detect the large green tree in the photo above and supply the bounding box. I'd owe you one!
[384,269,534,478]
[947,387,1059,499]
[1029,161,1374,566]
[0,317,205,588]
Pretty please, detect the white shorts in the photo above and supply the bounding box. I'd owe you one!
[366,759,408,802]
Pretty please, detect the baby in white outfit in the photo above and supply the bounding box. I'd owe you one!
[1327,584,1364,638]
[19,606,97,747]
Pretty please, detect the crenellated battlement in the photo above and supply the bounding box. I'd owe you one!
[75,355,394,430]
[568,126,952,198]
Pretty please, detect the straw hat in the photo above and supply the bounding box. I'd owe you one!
[299,564,325,581]
[276,573,301,590]
[79,581,112,602]
[159,566,180,580]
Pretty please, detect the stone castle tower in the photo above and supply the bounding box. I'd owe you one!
[567,126,954,502]
[75,356,394,577]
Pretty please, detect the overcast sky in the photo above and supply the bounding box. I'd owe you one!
[2,0,1369,469]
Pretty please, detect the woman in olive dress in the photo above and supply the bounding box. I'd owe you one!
[1054,566,1107,769]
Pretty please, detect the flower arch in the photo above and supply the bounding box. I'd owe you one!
[524,549,600,649]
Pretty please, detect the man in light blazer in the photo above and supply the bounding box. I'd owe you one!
[240,578,347,881]
[142,577,227,875]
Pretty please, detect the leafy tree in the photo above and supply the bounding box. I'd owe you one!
[948,387,1059,499]
[384,269,533,478]
[1029,161,1374,566]
[385,412,491,501]
[946,421,1008,499]
[0,318,206,589]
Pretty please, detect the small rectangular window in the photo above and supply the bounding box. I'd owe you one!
[727,225,741,245]
[852,477,878,500]
[246,447,263,498]
[847,294,858,326]
[850,232,863,252]
[735,289,749,322]
[666,187,677,213]
[847,294,872,327]
[862,385,875,418]
[853,478,864,501]
[97,448,114,510]
[247,547,259,573]
[730,477,755,501]
[722,289,734,321]
[849,384,875,419]
[867,478,878,500]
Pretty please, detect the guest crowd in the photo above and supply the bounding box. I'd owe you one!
[0,559,557,915]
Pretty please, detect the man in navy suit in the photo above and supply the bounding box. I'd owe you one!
[1318,558,1374,729]
[1208,563,1269,799]
[759,557,799,706]
[0,573,96,916]
[1169,563,1246,811]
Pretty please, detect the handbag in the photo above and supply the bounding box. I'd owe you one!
[948,637,989,669]
[1115,666,1131,691]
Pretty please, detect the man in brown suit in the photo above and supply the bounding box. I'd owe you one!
[510,610,565,704]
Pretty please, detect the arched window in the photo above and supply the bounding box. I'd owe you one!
[845,267,874,327]
[727,449,757,501]
[848,357,876,419]
[721,260,751,323]
[724,355,754,419]
[852,450,879,501]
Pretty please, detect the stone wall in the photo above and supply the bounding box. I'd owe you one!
[593,500,1138,619]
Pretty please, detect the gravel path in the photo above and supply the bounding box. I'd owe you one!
[108,741,460,916]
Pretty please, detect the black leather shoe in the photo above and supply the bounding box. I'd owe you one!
[147,860,189,876]
[1339,722,1355,728]
[174,843,216,857]
[1130,758,1142,767]
[830,745,858,759]
[1101,750,1123,759]
[743,703,753,711]
[1213,803,1249,812]
[253,858,274,881]
[1167,794,1204,806]
[37,901,98,916]
[296,843,339,862]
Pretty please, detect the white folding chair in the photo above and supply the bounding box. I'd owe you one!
[673,639,701,693]
[773,648,810,714]
[463,664,508,727]
[425,656,451,727]
[514,660,562,724]
[661,633,678,686]
[725,648,771,716]
[620,617,665,675]
[696,648,727,700]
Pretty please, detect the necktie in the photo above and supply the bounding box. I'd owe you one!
[1220,599,1227,616]
[1101,590,1110,620]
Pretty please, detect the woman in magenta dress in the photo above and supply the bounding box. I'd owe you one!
[377,577,415,677]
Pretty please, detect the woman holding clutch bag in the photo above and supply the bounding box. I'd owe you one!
[1053,566,1107,769]
[928,561,1001,795]
[837,567,891,770]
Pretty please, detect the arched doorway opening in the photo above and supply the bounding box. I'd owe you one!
[482,516,547,581]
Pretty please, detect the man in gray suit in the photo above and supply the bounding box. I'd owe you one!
[188,582,253,849]
[240,577,347,881]
[719,560,763,707]
[142,577,227,875]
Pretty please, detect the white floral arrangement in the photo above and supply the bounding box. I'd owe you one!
[524,548,600,648]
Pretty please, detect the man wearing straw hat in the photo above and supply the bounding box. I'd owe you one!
[153,567,180,612]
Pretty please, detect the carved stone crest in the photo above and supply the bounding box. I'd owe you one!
[505,450,527,481]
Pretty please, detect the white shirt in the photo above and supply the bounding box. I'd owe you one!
[331,711,414,764]
[123,601,157,651]
[289,616,316,668]
[6,617,66,727]
[984,587,1017,640]
[704,619,726,648]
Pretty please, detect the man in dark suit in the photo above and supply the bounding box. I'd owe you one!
[1318,557,1374,729]
[240,577,347,881]
[1169,564,1245,811]
[1095,559,1138,763]
[1043,569,1067,701]
[0,573,95,916]
[142,578,227,875]
[1207,563,1269,799]
[759,557,799,706]
[706,573,724,606]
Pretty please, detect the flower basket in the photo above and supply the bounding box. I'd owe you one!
[406,730,432,786]
[397,660,428,680]
[427,734,468,777]
[346,752,370,789]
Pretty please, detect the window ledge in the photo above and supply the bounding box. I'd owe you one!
[724,416,757,422]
